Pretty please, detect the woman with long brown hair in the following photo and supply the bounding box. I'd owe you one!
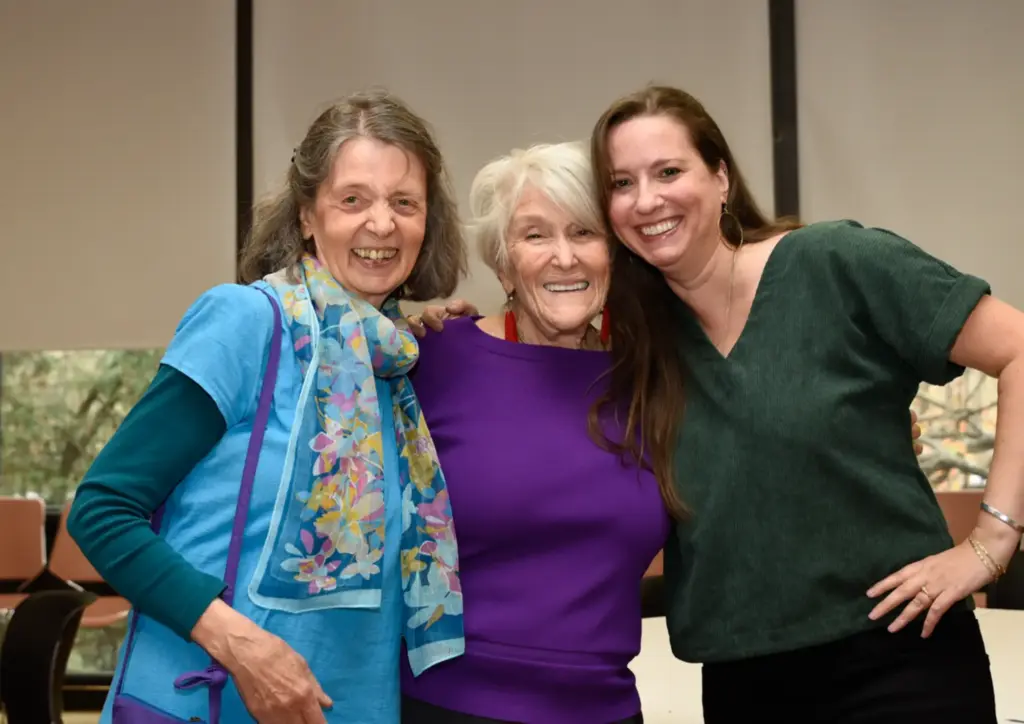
[589,84,1024,722]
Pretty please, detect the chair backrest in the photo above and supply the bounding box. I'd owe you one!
[49,501,103,583]
[0,497,47,580]
[935,489,985,545]
[0,589,95,722]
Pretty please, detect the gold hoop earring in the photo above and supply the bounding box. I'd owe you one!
[719,201,745,248]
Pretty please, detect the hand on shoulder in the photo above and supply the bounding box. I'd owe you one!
[407,298,478,337]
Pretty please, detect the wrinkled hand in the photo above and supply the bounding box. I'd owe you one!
[866,539,996,638]
[226,629,331,724]
[406,299,479,337]
[910,409,923,456]
[193,600,331,723]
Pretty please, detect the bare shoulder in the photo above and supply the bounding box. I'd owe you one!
[737,232,786,280]
[754,232,787,258]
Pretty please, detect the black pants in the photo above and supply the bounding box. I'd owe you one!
[702,611,996,723]
[401,695,644,724]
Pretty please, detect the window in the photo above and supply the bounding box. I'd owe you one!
[914,369,998,490]
[1,348,162,674]
[1,349,163,499]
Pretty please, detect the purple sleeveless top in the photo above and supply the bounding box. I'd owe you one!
[400,317,670,724]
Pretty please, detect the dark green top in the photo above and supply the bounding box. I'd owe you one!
[66,364,227,640]
[664,220,990,663]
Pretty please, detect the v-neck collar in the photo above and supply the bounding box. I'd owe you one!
[673,228,801,363]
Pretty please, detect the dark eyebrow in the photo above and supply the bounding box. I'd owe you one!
[610,158,685,175]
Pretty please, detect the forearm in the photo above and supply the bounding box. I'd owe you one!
[191,598,250,666]
[972,358,1024,565]
[70,483,227,639]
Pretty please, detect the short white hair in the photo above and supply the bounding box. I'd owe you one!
[467,141,604,274]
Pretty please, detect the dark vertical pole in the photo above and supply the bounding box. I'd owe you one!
[236,0,254,271]
[768,0,800,219]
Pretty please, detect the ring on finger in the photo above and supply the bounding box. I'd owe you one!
[919,585,932,601]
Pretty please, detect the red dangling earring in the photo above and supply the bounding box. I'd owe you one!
[504,308,518,342]
[600,307,611,345]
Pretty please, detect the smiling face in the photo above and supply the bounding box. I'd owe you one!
[299,136,427,307]
[606,114,728,280]
[502,185,609,343]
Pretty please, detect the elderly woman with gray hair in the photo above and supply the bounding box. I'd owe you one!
[401,141,669,724]
[67,89,467,724]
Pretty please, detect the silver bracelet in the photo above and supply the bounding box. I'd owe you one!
[980,501,1024,534]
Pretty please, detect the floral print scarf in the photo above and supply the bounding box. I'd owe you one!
[250,254,464,675]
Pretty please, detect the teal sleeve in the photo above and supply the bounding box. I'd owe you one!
[67,364,229,641]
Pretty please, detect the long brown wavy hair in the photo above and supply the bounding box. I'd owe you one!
[587,85,800,519]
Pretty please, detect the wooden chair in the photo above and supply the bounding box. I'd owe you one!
[48,501,130,628]
[0,497,48,612]
[934,489,984,545]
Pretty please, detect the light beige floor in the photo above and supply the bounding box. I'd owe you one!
[54,609,1024,724]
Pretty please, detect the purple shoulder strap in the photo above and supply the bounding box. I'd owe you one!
[113,286,282,723]
[213,287,282,607]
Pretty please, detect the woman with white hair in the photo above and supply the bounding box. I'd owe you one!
[400,142,668,723]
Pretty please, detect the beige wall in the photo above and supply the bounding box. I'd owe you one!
[797,0,1024,307]
[253,0,775,314]
[0,0,235,351]
[3,1,1020,352]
